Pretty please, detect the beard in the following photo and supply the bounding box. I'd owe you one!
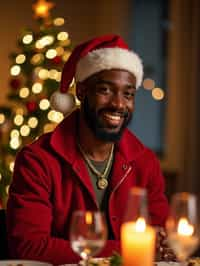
[82,96,133,142]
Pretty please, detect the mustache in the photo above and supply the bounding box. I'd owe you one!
[99,108,129,118]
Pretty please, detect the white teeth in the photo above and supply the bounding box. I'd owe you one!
[105,114,121,121]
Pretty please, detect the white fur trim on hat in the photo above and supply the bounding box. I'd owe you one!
[75,47,143,88]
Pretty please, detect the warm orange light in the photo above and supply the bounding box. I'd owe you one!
[32,0,54,18]
[177,218,194,236]
[135,217,146,232]
[85,211,92,225]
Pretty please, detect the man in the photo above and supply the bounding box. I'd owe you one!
[6,35,171,265]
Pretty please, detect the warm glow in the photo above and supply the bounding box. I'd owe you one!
[9,161,15,172]
[49,69,58,79]
[85,211,93,225]
[48,110,64,123]
[16,54,26,64]
[28,117,38,128]
[43,123,56,133]
[10,65,21,76]
[22,34,33,44]
[32,82,43,94]
[39,99,50,110]
[177,218,194,236]
[15,108,24,115]
[20,125,31,136]
[143,78,155,90]
[55,71,61,82]
[62,51,71,61]
[0,113,5,124]
[14,114,24,126]
[10,129,20,138]
[56,46,64,56]
[19,87,30,98]
[10,137,21,149]
[135,217,146,232]
[32,0,54,18]
[38,68,49,79]
[0,173,2,181]
[53,17,65,26]
[31,53,44,65]
[46,49,57,59]
[6,185,10,195]
[57,31,69,41]
[152,87,165,100]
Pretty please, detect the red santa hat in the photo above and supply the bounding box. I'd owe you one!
[50,34,143,114]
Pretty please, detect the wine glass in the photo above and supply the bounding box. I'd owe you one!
[166,192,199,263]
[69,210,107,265]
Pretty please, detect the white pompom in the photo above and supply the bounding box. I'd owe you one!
[50,91,76,115]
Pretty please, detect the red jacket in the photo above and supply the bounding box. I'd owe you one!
[7,110,169,265]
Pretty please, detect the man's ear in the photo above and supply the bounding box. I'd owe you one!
[76,82,86,101]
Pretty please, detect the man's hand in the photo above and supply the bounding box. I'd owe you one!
[155,227,177,262]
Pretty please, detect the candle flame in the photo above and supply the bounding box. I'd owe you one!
[135,217,146,232]
[85,211,92,225]
[177,218,194,236]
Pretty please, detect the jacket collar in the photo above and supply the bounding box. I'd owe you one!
[50,109,145,164]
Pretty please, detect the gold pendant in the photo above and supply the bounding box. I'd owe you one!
[97,178,108,190]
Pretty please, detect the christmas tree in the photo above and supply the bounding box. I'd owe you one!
[0,0,78,207]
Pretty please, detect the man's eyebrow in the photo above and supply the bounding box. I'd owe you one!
[95,79,136,90]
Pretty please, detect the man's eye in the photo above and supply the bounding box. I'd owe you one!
[124,91,135,99]
[96,87,110,94]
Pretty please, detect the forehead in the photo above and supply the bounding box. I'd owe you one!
[84,69,137,87]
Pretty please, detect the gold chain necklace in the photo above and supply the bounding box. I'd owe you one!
[78,142,114,190]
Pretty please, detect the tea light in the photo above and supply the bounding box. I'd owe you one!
[121,218,156,266]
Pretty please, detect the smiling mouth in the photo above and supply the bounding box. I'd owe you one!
[103,113,124,127]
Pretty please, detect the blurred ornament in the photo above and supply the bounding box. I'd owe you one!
[26,101,38,113]
[51,55,62,65]
[32,0,54,19]
[10,78,21,90]
[50,91,76,115]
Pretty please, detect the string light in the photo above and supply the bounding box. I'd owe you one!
[10,129,20,138]
[0,113,5,124]
[49,69,58,79]
[16,54,26,64]
[143,78,155,90]
[31,53,44,65]
[22,34,33,44]
[43,123,56,133]
[19,87,30,98]
[48,110,64,123]
[56,46,64,56]
[39,99,50,110]
[14,114,24,126]
[57,32,69,41]
[53,17,65,26]
[20,125,31,136]
[38,69,49,79]
[32,82,43,94]
[9,161,15,172]
[46,49,57,59]
[28,117,38,128]
[10,136,21,149]
[10,65,21,76]
[152,87,165,100]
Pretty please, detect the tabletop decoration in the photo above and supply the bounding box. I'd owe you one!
[121,187,156,266]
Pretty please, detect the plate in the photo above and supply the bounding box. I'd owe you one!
[156,262,181,266]
[78,258,110,266]
[0,260,53,266]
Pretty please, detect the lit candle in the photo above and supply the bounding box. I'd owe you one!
[121,218,156,266]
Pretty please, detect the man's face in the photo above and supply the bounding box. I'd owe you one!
[78,69,136,142]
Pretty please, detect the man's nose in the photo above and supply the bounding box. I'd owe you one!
[110,93,125,109]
